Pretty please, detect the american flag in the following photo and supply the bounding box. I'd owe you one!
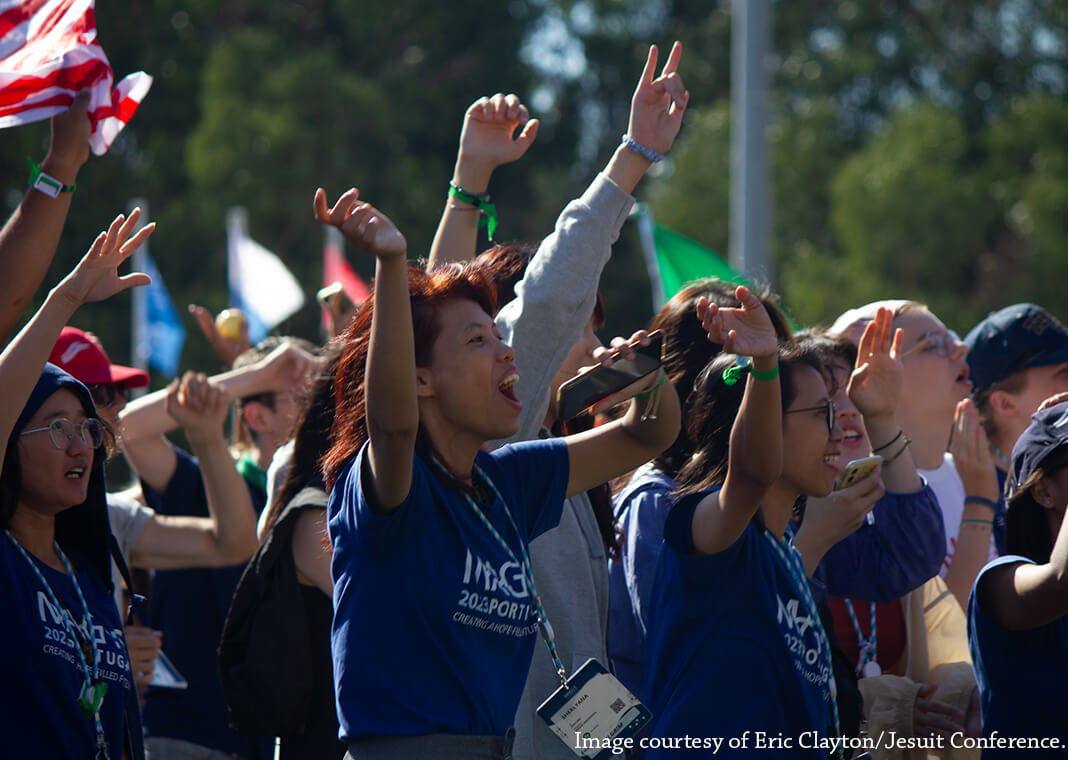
[0,0,151,155]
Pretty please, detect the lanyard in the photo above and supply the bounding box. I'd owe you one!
[843,599,878,677]
[5,530,111,758]
[431,454,569,688]
[763,526,841,740]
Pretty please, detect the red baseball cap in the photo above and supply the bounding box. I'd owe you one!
[48,327,150,388]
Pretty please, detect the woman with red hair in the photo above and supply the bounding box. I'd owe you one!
[314,189,680,760]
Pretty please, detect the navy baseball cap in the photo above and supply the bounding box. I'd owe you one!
[965,304,1068,392]
[1008,401,1068,502]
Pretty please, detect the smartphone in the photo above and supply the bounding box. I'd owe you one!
[150,649,188,690]
[556,331,663,422]
[316,281,356,314]
[836,455,883,491]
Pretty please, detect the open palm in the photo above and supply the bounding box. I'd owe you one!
[697,286,778,359]
[58,209,153,306]
[847,307,904,420]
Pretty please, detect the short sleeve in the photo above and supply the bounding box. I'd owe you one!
[486,437,570,539]
[327,441,423,548]
[106,497,155,559]
[140,445,206,517]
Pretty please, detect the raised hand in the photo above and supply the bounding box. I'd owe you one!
[950,398,999,501]
[628,41,689,156]
[188,304,250,366]
[45,91,91,181]
[457,93,539,179]
[55,208,153,307]
[165,372,232,441]
[314,188,406,259]
[847,307,905,422]
[252,340,321,393]
[696,285,777,359]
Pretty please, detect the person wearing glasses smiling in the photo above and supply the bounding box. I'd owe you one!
[1,209,153,759]
[643,290,846,757]
[832,301,996,609]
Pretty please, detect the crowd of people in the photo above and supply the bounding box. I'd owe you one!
[4,40,1068,760]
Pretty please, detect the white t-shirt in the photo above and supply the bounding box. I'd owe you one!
[918,452,998,578]
[107,492,154,611]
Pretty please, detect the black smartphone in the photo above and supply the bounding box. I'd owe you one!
[556,331,663,422]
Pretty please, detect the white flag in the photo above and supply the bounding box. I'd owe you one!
[227,207,305,343]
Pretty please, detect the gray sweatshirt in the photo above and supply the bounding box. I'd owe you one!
[492,172,635,760]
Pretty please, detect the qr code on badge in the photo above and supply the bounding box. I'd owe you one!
[609,698,625,714]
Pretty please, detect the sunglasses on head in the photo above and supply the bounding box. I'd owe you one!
[784,398,836,434]
[87,383,130,408]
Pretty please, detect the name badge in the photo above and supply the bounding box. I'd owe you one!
[537,658,652,759]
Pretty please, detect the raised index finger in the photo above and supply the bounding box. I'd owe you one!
[659,40,683,78]
[639,44,659,87]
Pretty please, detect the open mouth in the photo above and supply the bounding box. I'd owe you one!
[498,373,520,404]
[841,428,864,448]
[823,451,843,472]
[956,365,972,386]
[65,466,87,480]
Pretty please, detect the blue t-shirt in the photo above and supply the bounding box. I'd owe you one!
[644,492,831,758]
[328,438,570,740]
[607,463,676,702]
[968,556,1068,757]
[141,446,268,756]
[2,538,132,758]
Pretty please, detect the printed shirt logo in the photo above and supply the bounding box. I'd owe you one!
[60,341,91,365]
[36,591,131,690]
[452,548,537,637]
[775,593,831,697]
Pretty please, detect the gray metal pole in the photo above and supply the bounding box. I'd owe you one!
[729,0,773,284]
[128,198,149,397]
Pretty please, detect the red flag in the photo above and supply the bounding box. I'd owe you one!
[322,227,370,330]
[0,0,152,154]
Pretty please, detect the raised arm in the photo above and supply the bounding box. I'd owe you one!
[0,210,152,474]
[946,398,1001,607]
[978,506,1068,631]
[127,373,258,569]
[427,93,539,270]
[497,42,689,445]
[562,330,681,497]
[314,188,414,511]
[690,288,783,556]
[0,95,92,342]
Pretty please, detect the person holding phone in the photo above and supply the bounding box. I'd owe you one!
[0,210,153,759]
[426,41,688,760]
[643,288,841,756]
[315,187,679,760]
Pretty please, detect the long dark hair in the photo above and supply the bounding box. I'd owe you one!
[261,350,341,535]
[650,278,792,479]
[675,340,825,499]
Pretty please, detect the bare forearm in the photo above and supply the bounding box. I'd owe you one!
[603,144,652,196]
[366,256,419,439]
[0,155,81,341]
[185,432,257,563]
[945,515,994,608]
[732,357,783,488]
[617,371,681,453]
[427,155,494,270]
[865,417,922,492]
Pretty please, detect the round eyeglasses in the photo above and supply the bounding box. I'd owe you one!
[784,398,836,434]
[19,418,105,450]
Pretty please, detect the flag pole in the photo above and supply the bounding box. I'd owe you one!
[633,205,664,312]
[129,197,149,399]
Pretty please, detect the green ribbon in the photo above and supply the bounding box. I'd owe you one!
[448,182,497,241]
[722,363,747,386]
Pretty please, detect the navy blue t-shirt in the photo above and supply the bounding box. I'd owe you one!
[2,538,132,758]
[644,491,831,758]
[968,556,1068,757]
[328,438,570,740]
[141,446,267,756]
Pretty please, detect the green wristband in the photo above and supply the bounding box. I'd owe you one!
[749,363,779,382]
[27,156,75,198]
[448,182,497,241]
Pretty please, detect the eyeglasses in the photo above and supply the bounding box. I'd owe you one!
[87,383,130,408]
[20,418,105,450]
[900,329,962,359]
[784,399,836,434]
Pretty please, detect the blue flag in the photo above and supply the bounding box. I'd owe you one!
[140,252,185,377]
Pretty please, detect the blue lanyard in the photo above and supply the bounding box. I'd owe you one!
[763,526,841,740]
[844,599,877,675]
[5,530,111,758]
[431,454,569,688]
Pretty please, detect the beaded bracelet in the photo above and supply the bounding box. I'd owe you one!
[621,134,664,163]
